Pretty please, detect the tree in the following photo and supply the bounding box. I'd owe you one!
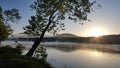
[0,21,11,43]
[0,6,21,44]
[24,0,96,57]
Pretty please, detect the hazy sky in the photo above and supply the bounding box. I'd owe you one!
[0,0,120,37]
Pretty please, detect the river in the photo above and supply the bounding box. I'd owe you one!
[1,41,120,68]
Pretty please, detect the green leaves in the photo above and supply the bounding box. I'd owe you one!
[33,44,47,60]
[24,0,95,36]
[3,8,21,23]
[0,6,21,41]
[23,16,46,36]
[0,21,11,41]
[0,7,3,21]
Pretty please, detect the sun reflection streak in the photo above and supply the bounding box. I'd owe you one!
[90,50,103,58]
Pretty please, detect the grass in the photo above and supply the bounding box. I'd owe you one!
[0,45,53,68]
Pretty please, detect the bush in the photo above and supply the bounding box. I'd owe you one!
[0,46,53,68]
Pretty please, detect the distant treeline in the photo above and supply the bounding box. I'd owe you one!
[8,34,120,44]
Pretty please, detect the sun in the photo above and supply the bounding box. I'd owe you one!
[88,27,107,37]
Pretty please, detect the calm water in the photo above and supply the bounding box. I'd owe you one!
[47,48,120,68]
[2,41,120,68]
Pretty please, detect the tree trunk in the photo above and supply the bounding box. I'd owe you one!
[25,15,52,57]
[0,41,1,47]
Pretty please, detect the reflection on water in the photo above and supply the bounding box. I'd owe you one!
[45,43,120,68]
[2,41,120,68]
[86,50,103,58]
[46,43,120,54]
[47,48,120,68]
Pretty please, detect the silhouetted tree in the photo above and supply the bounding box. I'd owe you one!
[24,0,96,57]
[0,21,11,44]
[0,6,21,44]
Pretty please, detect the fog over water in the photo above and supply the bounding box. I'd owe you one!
[2,41,120,68]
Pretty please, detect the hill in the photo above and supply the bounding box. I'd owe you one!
[7,34,120,44]
[56,33,78,37]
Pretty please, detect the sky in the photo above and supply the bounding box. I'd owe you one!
[0,0,120,37]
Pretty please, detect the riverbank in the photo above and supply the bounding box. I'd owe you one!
[0,46,53,68]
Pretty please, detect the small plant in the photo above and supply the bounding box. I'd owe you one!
[0,45,52,68]
[33,44,47,60]
[15,44,25,54]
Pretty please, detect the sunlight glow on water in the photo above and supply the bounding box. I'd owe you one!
[90,50,103,58]
[47,48,120,68]
[2,41,120,68]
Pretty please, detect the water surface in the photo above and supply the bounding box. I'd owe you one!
[47,47,120,68]
[2,41,120,68]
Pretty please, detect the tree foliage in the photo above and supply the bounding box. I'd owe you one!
[0,21,11,41]
[24,0,95,36]
[3,8,21,24]
[23,16,45,36]
[24,0,96,57]
[0,6,21,42]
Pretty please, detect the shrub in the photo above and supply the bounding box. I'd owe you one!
[0,46,53,68]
